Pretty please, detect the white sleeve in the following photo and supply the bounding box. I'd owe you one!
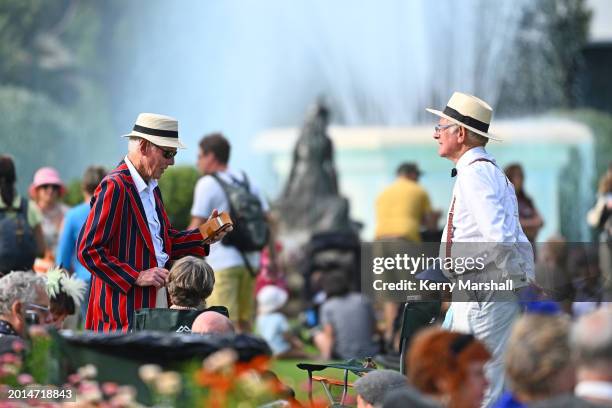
[191,176,222,218]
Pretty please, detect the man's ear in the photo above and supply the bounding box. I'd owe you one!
[140,139,149,154]
[11,300,22,317]
[457,126,467,144]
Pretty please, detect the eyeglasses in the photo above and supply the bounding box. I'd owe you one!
[434,124,457,134]
[24,303,51,324]
[152,143,178,159]
[26,303,50,313]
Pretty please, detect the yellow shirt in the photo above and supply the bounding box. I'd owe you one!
[374,178,432,242]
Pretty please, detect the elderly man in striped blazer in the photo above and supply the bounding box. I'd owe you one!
[78,113,225,332]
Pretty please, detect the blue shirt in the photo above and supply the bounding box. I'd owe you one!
[55,202,91,282]
[256,312,290,355]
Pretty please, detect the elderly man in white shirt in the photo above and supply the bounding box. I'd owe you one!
[427,92,535,407]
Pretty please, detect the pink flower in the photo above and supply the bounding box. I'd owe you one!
[11,340,25,353]
[79,380,102,402]
[0,353,19,364]
[68,373,81,384]
[17,373,34,385]
[102,382,119,396]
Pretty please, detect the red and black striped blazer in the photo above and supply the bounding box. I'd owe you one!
[77,161,208,332]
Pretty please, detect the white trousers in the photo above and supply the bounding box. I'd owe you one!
[446,299,520,408]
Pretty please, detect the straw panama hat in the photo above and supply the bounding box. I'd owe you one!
[257,285,289,314]
[122,112,186,149]
[426,92,501,141]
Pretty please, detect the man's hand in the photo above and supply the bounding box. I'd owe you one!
[135,267,169,288]
[205,208,233,244]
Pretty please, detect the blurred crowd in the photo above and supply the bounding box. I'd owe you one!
[0,127,611,407]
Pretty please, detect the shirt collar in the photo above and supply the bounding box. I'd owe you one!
[124,156,157,193]
[455,146,492,171]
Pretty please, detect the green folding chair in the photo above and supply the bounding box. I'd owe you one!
[296,358,375,407]
[296,301,440,406]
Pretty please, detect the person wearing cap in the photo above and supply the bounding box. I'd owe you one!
[255,284,308,358]
[30,166,69,273]
[427,92,535,406]
[374,162,440,349]
[77,113,227,332]
[353,369,410,408]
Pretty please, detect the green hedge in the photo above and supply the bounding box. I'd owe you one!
[158,166,200,230]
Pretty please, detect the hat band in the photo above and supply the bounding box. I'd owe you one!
[443,106,489,133]
[133,124,178,139]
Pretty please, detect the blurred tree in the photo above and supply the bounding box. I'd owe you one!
[0,1,123,192]
[63,178,84,207]
[0,1,78,104]
[498,0,591,115]
[158,166,201,230]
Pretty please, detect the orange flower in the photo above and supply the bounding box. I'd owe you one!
[194,370,233,393]
[235,355,270,375]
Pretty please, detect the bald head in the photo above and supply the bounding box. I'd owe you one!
[192,311,235,335]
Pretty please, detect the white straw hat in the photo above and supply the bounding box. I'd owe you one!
[257,285,289,314]
[122,112,186,149]
[426,92,501,141]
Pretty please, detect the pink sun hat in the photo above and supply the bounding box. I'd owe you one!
[29,167,66,198]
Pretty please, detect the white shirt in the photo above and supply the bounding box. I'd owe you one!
[440,147,534,284]
[125,156,169,307]
[191,169,269,271]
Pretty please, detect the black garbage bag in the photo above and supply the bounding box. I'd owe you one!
[58,330,269,363]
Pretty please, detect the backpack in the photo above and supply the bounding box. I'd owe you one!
[0,197,37,274]
[211,172,269,253]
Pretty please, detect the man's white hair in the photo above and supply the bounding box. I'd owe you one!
[465,128,488,146]
[0,272,46,315]
[128,137,144,154]
[571,306,612,371]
